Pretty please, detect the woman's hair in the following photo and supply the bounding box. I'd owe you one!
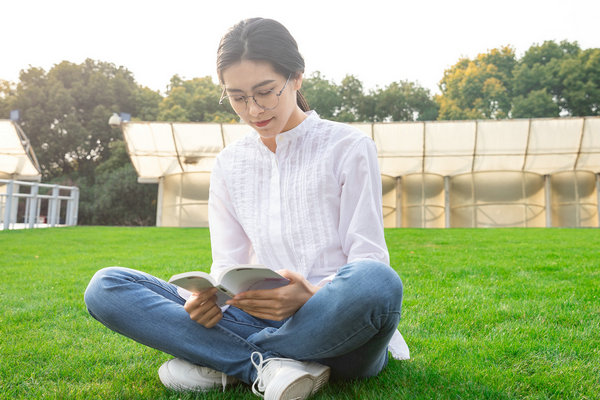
[217,18,310,112]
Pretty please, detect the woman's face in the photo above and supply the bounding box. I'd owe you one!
[221,60,305,144]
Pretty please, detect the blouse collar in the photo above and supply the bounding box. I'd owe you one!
[252,111,319,150]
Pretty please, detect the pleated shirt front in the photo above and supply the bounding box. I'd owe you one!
[208,111,389,286]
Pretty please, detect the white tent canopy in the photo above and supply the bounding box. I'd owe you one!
[121,116,600,228]
[123,117,600,180]
[0,120,41,180]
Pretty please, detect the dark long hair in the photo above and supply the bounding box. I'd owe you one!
[217,18,310,112]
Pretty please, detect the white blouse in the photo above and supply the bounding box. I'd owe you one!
[208,111,409,360]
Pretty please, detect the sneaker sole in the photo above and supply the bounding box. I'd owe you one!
[302,362,330,395]
[263,363,330,400]
[158,360,235,392]
[264,369,314,400]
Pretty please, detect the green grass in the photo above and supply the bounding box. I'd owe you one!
[1,227,599,399]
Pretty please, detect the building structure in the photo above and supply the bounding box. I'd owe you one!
[0,120,78,229]
[120,116,600,228]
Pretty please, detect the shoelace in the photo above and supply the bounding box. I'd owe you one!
[251,351,291,397]
[221,371,228,392]
[199,366,229,392]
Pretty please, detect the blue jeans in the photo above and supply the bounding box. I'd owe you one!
[84,260,403,385]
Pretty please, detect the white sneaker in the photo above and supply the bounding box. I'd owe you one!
[158,358,238,392]
[251,352,330,400]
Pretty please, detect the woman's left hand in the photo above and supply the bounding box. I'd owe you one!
[225,269,320,320]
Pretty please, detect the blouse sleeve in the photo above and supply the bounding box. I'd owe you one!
[338,137,390,266]
[208,157,254,276]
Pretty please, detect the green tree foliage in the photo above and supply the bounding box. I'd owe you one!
[336,75,365,122]
[302,72,436,122]
[437,46,517,120]
[85,140,157,225]
[438,40,599,119]
[158,75,238,122]
[512,40,580,117]
[10,59,161,179]
[64,140,156,226]
[301,72,340,120]
[372,81,439,121]
[0,80,16,119]
[511,88,560,118]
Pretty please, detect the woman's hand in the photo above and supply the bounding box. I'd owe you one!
[184,288,223,328]
[225,269,320,320]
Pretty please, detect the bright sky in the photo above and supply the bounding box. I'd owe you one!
[2,0,599,95]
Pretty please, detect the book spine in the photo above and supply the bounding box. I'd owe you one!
[216,284,235,298]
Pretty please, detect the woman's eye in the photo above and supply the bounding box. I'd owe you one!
[256,90,274,97]
[232,96,246,102]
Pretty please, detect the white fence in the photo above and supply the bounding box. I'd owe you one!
[0,179,79,230]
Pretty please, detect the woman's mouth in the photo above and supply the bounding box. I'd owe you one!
[253,118,273,128]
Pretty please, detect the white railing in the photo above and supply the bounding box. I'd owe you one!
[0,179,79,230]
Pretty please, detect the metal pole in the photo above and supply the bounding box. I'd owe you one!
[395,177,402,228]
[66,187,74,225]
[156,178,164,227]
[545,175,552,228]
[50,186,59,227]
[10,182,19,227]
[597,173,600,228]
[27,183,39,229]
[444,176,451,228]
[71,187,79,226]
[3,180,14,230]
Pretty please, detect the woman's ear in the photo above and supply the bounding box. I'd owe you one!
[293,73,303,90]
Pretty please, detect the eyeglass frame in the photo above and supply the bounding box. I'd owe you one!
[218,74,292,111]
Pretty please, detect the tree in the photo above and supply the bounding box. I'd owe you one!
[11,59,157,179]
[371,80,439,121]
[301,71,340,119]
[158,76,238,122]
[511,40,579,117]
[135,86,163,121]
[437,46,516,120]
[560,48,600,116]
[511,40,599,117]
[0,80,16,119]
[88,140,157,225]
[337,75,365,122]
[511,89,560,118]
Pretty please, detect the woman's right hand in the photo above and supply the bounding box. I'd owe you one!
[183,288,223,328]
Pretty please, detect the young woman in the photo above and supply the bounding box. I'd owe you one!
[84,17,408,400]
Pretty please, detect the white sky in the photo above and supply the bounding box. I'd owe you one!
[2,0,599,95]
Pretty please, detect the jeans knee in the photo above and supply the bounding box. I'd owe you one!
[342,260,403,311]
[84,266,125,317]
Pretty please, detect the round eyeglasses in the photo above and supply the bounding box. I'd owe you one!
[219,74,291,112]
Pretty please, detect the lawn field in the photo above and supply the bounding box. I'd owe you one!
[0,227,598,399]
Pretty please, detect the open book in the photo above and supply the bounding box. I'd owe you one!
[168,264,290,306]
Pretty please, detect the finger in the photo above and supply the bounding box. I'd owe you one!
[276,269,297,280]
[197,304,221,325]
[244,307,290,321]
[203,310,224,328]
[234,287,285,301]
[186,294,219,320]
[193,288,218,303]
[190,302,220,324]
[189,292,218,310]
[228,297,275,312]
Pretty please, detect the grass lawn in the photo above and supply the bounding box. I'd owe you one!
[0,226,599,399]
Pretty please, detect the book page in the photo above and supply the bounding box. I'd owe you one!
[220,266,289,295]
[168,271,231,305]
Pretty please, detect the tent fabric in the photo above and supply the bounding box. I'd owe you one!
[121,117,600,228]
[123,117,600,180]
[0,120,41,180]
